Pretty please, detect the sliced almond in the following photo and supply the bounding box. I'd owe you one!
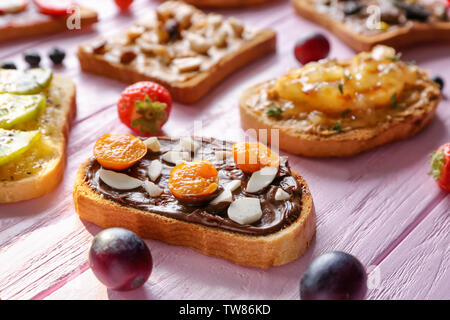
[228,17,244,38]
[173,57,202,73]
[225,180,241,192]
[144,137,161,152]
[215,150,232,161]
[139,42,170,58]
[213,30,228,48]
[210,189,232,205]
[148,159,162,181]
[162,150,190,164]
[245,166,278,193]
[227,197,262,225]
[179,137,200,153]
[99,168,142,190]
[188,33,211,55]
[275,188,290,201]
[142,180,163,197]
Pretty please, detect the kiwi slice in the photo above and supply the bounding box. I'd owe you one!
[0,93,46,129]
[0,129,41,166]
[0,69,52,95]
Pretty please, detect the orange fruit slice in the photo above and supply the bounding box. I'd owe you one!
[232,142,280,173]
[169,159,219,201]
[93,133,147,171]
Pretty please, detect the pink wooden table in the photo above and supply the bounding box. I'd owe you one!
[0,0,449,300]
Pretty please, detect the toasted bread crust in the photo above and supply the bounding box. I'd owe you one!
[0,7,98,43]
[292,0,450,51]
[159,0,277,7]
[73,158,315,268]
[239,81,440,157]
[77,30,276,104]
[0,75,76,203]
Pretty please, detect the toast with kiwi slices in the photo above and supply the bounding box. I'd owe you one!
[73,135,315,268]
[0,68,76,203]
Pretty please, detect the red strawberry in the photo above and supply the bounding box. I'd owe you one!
[429,143,450,192]
[33,0,75,16]
[117,81,172,137]
[114,0,133,11]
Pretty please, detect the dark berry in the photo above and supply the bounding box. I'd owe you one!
[24,51,41,67]
[89,228,153,291]
[164,19,181,41]
[300,251,367,300]
[0,61,17,69]
[399,3,430,22]
[432,76,444,91]
[48,48,66,65]
[294,33,330,65]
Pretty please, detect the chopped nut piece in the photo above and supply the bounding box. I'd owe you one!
[176,6,193,30]
[156,22,170,44]
[120,50,137,64]
[126,25,145,43]
[228,17,244,38]
[213,30,228,48]
[188,33,211,55]
[140,42,170,58]
[92,40,108,55]
[173,57,202,73]
[208,14,223,29]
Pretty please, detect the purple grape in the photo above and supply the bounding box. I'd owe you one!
[89,228,153,291]
[300,251,367,300]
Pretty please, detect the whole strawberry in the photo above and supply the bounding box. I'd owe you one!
[429,143,450,192]
[117,81,172,136]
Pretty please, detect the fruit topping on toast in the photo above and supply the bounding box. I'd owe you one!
[0,0,28,14]
[309,0,448,36]
[0,68,52,94]
[0,129,41,166]
[245,45,441,136]
[84,136,305,235]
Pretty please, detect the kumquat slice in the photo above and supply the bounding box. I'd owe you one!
[232,142,280,173]
[168,159,219,201]
[93,133,147,171]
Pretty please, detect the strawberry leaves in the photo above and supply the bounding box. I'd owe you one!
[131,95,167,135]
[429,149,444,180]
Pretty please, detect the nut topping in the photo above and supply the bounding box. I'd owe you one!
[188,33,211,55]
[228,17,244,38]
[120,50,137,64]
[165,19,181,41]
[92,40,108,55]
[173,57,202,73]
[213,30,228,48]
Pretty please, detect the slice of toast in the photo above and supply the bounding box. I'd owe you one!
[77,1,276,103]
[239,47,441,157]
[159,0,277,7]
[292,0,450,51]
[0,5,98,43]
[0,74,76,203]
[73,137,315,268]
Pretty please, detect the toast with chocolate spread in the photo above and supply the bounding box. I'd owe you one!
[292,0,450,51]
[77,1,276,103]
[73,136,315,268]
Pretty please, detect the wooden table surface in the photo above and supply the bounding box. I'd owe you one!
[0,0,448,300]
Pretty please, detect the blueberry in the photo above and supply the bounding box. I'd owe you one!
[432,76,444,91]
[24,51,41,67]
[300,251,367,300]
[48,48,66,65]
[0,61,17,69]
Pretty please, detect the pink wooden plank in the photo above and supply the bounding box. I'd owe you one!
[367,197,449,300]
[0,0,449,300]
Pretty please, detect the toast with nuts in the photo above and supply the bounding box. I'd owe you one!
[73,136,315,268]
[159,0,277,7]
[0,70,76,203]
[77,1,276,103]
[292,0,450,51]
[0,2,98,43]
[239,45,441,157]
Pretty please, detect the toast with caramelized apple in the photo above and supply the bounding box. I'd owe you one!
[239,45,441,157]
[0,2,98,43]
[292,0,450,51]
[0,69,76,203]
[73,136,315,268]
[159,0,277,7]
[77,1,276,103]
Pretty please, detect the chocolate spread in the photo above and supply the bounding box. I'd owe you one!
[84,137,305,236]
